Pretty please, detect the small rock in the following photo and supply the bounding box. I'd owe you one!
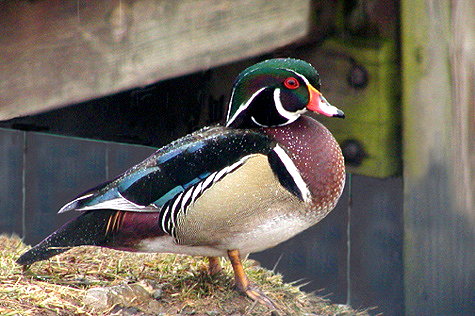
[152,289,162,300]
[109,305,144,316]
[83,282,155,312]
[83,287,111,311]
[146,300,162,311]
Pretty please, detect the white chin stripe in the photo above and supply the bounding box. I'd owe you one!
[251,116,266,127]
[272,145,311,203]
[273,88,304,124]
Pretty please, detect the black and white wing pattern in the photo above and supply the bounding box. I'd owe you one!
[58,126,276,216]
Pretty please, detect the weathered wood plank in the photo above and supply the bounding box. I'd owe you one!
[451,1,475,220]
[401,0,475,314]
[0,0,311,120]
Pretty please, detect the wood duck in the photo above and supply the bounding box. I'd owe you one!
[17,58,345,308]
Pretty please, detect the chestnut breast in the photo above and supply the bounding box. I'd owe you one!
[263,115,345,212]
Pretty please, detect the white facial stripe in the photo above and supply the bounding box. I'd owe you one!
[250,116,266,127]
[225,88,236,122]
[273,145,311,202]
[282,69,316,106]
[284,68,341,117]
[273,88,306,124]
[226,87,266,127]
[283,68,312,87]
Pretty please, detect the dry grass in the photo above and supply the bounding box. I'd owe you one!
[0,235,368,315]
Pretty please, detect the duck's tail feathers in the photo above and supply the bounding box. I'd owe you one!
[16,210,116,266]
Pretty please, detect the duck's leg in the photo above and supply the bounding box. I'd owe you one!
[207,256,222,275]
[227,249,276,309]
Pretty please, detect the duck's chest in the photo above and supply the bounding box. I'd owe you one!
[263,116,345,212]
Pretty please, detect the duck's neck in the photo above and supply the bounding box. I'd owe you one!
[262,116,345,211]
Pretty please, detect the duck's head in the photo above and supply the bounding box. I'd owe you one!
[225,58,344,128]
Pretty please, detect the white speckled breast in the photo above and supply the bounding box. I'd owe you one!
[263,115,346,218]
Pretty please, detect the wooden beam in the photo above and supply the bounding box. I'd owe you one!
[401,0,475,314]
[0,0,311,120]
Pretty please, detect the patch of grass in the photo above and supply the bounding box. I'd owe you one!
[0,235,368,315]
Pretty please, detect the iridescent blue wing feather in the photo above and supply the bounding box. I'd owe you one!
[59,126,275,213]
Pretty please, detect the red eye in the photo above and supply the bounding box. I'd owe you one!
[284,77,300,89]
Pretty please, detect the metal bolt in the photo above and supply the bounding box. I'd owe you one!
[347,64,368,89]
[342,139,366,166]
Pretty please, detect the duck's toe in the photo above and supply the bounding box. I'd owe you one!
[227,249,278,310]
[240,283,277,310]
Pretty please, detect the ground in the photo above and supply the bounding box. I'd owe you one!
[0,235,369,315]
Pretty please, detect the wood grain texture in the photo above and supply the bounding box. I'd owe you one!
[402,0,475,314]
[0,0,311,120]
[451,1,475,220]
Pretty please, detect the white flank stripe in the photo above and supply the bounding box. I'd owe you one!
[171,192,183,227]
[273,145,311,202]
[181,188,193,210]
[161,205,171,232]
[202,172,216,191]
[166,207,173,232]
[215,166,230,182]
[202,156,250,188]
[229,159,244,172]
[164,156,252,235]
[192,182,202,202]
